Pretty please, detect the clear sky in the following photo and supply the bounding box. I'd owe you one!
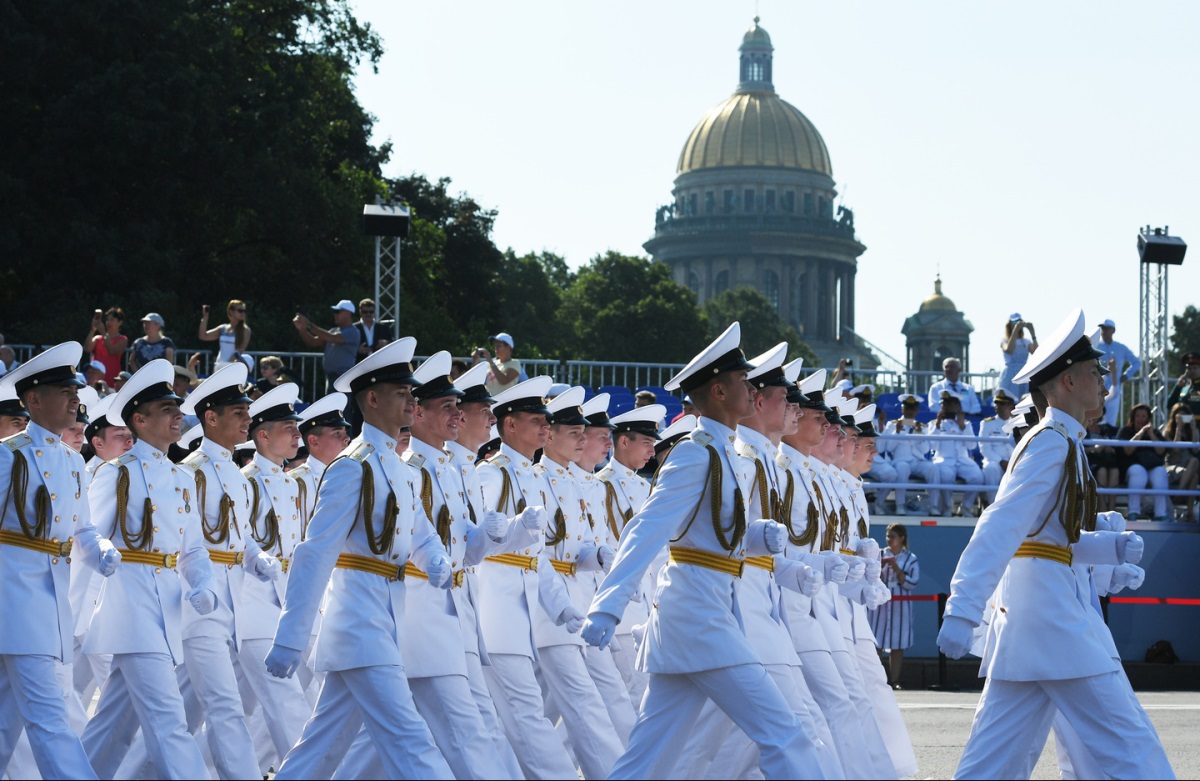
[348,0,1200,374]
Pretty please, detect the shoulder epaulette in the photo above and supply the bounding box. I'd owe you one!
[114,452,138,467]
[402,451,426,470]
[691,430,714,447]
[182,451,210,471]
[243,463,261,480]
[347,442,374,463]
[776,451,792,470]
[485,453,510,469]
[734,440,755,458]
[983,415,996,422]
[288,463,311,479]
[3,433,31,451]
[595,464,617,482]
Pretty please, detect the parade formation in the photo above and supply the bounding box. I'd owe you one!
[0,307,1177,781]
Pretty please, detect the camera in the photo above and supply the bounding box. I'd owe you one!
[844,358,853,366]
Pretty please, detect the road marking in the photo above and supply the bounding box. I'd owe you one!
[900,703,1200,710]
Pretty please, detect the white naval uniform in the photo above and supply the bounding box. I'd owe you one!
[945,408,1173,779]
[977,415,1015,501]
[590,417,828,780]
[928,418,983,513]
[777,444,896,779]
[882,419,935,510]
[476,443,579,780]
[532,457,623,780]
[78,439,214,780]
[0,423,101,780]
[239,453,314,767]
[271,423,454,780]
[927,379,982,414]
[179,437,272,780]
[284,453,327,696]
[70,458,111,702]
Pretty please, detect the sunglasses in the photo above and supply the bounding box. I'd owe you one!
[232,308,247,313]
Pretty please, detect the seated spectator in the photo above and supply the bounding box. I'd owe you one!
[1167,352,1200,417]
[978,388,1018,504]
[635,390,657,408]
[927,357,981,415]
[884,394,935,516]
[1162,403,1200,522]
[851,384,874,409]
[862,401,897,514]
[1119,403,1169,521]
[928,391,983,516]
[1084,417,1121,513]
[129,312,176,371]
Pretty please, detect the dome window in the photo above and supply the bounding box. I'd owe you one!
[765,190,776,212]
[763,270,780,310]
[744,189,755,213]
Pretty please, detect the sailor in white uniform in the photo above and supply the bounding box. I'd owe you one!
[882,394,934,516]
[581,323,827,780]
[937,309,1174,779]
[977,388,1018,503]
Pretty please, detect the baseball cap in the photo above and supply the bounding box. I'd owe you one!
[330,299,355,313]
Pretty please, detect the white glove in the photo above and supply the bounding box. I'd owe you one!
[518,505,547,532]
[818,551,849,583]
[597,545,616,573]
[424,555,452,589]
[483,510,508,542]
[575,543,599,572]
[97,543,122,577]
[840,554,866,581]
[763,521,787,554]
[868,582,892,608]
[255,555,284,582]
[797,566,824,597]
[863,557,882,582]
[265,644,303,679]
[558,605,586,634]
[1095,510,1125,532]
[857,537,881,559]
[185,587,217,616]
[1111,563,1145,591]
[1117,532,1144,565]
[937,614,977,659]
[581,612,618,649]
[630,621,646,649]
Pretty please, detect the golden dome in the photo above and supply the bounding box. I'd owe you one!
[677,92,832,176]
[919,276,958,312]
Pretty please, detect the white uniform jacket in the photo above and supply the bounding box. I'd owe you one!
[240,453,303,641]
[84,440,215,663]
[534,457,603,648]
[775,444,835,655]
[0,422,101,661]
[273,423,448,671]
[476,444,572,659]
[977,416,1015,467]
[70,457,103,639]
[286,454,328,535]
[944,408,1121,681]
[594,461,653,634]
[883,418,931,464]
[591,417,777,675]
[929,418,977,466]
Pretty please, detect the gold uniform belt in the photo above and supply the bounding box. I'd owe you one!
[485,553,539,571]
[744,555,775,573]
[668,546,744,578]
[118,549,178,568]
[549,558,577,576]
[278,557,289,574]
[403,562,466,588]
[336,553,405,581]
[839,548,856,557]
[208,550,244,567]
[1014,541,1073,566]
[0,529,72,557]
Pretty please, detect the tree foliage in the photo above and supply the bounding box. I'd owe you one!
[704,287,819,366]
[1170,305,1200,375]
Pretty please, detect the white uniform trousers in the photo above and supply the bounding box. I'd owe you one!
[798,647,894,780]
[72,639,112,705]
[891,459,934,509]
[80,654,208,780]
[182,635,259,780]
[534,644,624,780]
[956,671,1174,779]
[274,666,453,780]
[610,633,648,709]
[853,636,916,777]
[1126,464,1170,519]
[668,663,839,780]
[610,664,828,780]
[482,653,578,780]
[0,656,94,781]
[829,646,897,778]
[235,638,312,768]
[584,645,636,745]
[933,460,983,513]
[464,651,523,780]
[982,461,1004,502]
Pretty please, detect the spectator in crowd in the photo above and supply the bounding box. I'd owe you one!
[1167,352,1200,416]
[113,370,131,392]
[885,394,935,516]
[83,306,128,385]
[978,388,1018,504]
[292,299,361,392]
[1119,403,1169,521]
[1096,318,1140,427]
[929,391,984,516]
[353,298,392,356]
[449,359,469,380]
[998,314,1038,398]
[670,395,697,424]
[83,360,111,397]
[472,331,521,395]
[851,384,874,408]
[634,390,657,408]
[0,332,5,377]
[0,345,16,376]
[828,356,853,387]
[927,357,982,415]
[197,299,252,370]
[128,312,176,371]
[1084,416,1121,513]
[1162,403,1200,522]
[870,523,920,689]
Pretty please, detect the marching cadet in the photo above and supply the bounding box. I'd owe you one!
[0,384,30,438]
[78,358,215,779]
[239,383,314,769]
[581,322,825,780]
[572,392,637,745]
[594,403,665,704]
[937,309,1173,779]
[978,388,1018,503]
[883,394,933,516]
[288,392,351,527]
[0,343,116,780]
[475,375,581,780]
[61,386,97,453]
[531,387,624,779]
[265,338,456,780]
[178,361,284,780]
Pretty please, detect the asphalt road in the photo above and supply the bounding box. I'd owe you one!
[898,688,1199,779]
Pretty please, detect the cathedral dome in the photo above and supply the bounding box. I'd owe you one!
[676,92,832,176]
[919,276,958,312]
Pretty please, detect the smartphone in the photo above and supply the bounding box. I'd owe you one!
[1183,414,1194,424]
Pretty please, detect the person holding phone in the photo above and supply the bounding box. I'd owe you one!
[197,300,251,370]
[869,523,919,689]
[998,313,1038,398]
[83,307,129,385]
[1167,352,1200,416]
[472,332,522,396]
[1162,403,1199,521]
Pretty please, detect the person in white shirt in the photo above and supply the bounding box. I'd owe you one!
[1096,318,1141,427]
[928,391,984,517]
[927,357,982,415]
[978,389,1018,503]
[883,394,936,516]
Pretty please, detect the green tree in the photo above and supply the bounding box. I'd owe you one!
[560,253,707,363]
[495,251,574,359]
[1170,305,1200,375]
[704,287,819,365]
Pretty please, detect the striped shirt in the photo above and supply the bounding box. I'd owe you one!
[869,548,920,650]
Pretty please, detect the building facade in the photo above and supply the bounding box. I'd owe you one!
[901,276,975,393]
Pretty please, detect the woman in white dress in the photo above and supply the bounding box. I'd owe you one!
[870,522,920,688]
[197,299,252,370]
[998,313,1038,398]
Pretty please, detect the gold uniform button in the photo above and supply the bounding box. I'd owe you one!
[44,471,50,478]
[52,557,59,565]
[153,526,160,532]
[36,450,43,457]
[178,508,183,514]
[50,493,57,501]
[155,567,162,574]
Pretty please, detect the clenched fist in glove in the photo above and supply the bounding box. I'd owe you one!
[818,551,849,583]
[1111,563,1145,591]
[937,615,976,659]
[483,511,509,542]
[840,554,866,581]
[265,644,303,679]
[597,545,616,573]
[862,556,882,582]
[857,537,881,559]
[558,605,586,634]
[255,555,284,582]
[866,582,891,609]
[763,521,787,554]
[581,612,618,649]
[796,566,824,597]
[98,543,122,577]
[185,587,217,616]
[1117,532,1144,565]
[424,555,453,589]
[518,505,548,532]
